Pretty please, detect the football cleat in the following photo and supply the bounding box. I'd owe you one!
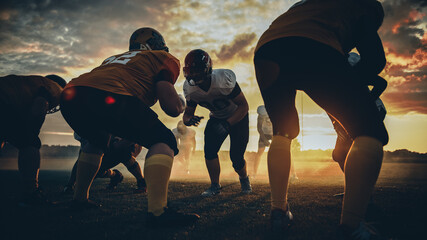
[69,199,101,211]
[201,183,221,197]
[146,207,200,228]
[270,206,293,232]
[240,176,252,194]
[107,169,124,190]
[338,222,387,240]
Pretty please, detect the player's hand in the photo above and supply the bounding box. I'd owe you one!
[186,115,204,127]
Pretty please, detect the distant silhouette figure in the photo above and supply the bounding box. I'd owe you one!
[0,74,66,206]
[172,121,196,174]
[252,105,298,181]
[254,0,388,238]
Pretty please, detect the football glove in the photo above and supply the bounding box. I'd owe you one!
[185,115,204,127]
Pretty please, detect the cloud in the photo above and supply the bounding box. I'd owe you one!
[378,0,427,114]
[213,33,257,63]
[0,0,178,76]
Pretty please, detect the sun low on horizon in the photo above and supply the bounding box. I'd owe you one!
[1,0,426,153]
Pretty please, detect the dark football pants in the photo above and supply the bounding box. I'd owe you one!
[204,114,249,171]
[60,86,178,155]
[254,37,388,145]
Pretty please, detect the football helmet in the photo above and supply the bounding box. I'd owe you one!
[129,27,169,52]
[183,49,212,86]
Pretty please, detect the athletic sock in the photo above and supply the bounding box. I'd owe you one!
[268,135,292,211]
[73,152,103,201]
[144,154,173,216]
[341,136,383,228]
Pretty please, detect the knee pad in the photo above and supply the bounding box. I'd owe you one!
[231,158,245,171]
[270,135,292,150]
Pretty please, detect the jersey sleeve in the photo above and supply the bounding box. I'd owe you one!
[218,69,237,96]
[183,81,197,107]
[158,55,180,84]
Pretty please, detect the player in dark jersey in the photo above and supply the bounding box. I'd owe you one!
[253,0,388,239]
[63,133,146,194]
[0,74,66,206]
[60,27,199,227]
[182,49,252,197]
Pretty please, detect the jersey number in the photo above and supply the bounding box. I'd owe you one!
[103,51,139,65]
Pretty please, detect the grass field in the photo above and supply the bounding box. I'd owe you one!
[0,156,426,240]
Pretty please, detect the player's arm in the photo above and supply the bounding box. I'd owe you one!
[369,75,387,100]
[226,85,249,126]
[183,103,203,126]
[257,116,269,143]
[155,69,184,117]
[355,31,386,75]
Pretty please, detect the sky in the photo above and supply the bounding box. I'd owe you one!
[0,0,426,152]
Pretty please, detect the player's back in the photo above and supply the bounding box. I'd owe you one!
[68,50,180,106]
[256,0,373,54]
[0,75,62,109]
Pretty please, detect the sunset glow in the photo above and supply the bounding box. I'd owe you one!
[1,0,426,153]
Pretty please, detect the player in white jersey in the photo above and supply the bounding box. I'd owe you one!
[172,120,196,174]
[182,49,252,197]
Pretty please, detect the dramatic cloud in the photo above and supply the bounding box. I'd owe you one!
[379,0,427,114]
[214,33,257,62]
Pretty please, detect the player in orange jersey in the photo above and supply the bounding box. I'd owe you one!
[60,27,199,227]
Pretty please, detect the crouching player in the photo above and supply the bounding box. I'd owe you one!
[0,74,66,206]
[60,27,199,226]
[253,0,389,239]
[182,49,252,197]
[63,133,146,193]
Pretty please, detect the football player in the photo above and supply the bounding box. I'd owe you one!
[0,74,66,206]
[60,28,199,226]
[253,0,388,239]
[182,49,252,197]
[252,105,298,180]
[172,120,196,174]
[63,133,146,194]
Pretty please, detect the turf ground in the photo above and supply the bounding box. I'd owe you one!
[0,157,426,240]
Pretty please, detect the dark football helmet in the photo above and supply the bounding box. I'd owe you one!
[183,49,212,86]
[129,27,169,52]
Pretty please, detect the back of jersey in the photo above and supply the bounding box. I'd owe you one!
[68,50,180,106]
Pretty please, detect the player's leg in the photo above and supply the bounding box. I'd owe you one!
[254,40,299,231]
[122,155,146,192]
[107,96,199,226]
[61,87,111,208]
[253,141,266,177]
[229,114,252,194]
[302,66,388,230]
[63,158,78,194]
[201,118,230,196]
